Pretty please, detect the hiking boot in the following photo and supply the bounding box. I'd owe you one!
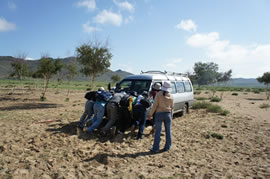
[110,126,117,136]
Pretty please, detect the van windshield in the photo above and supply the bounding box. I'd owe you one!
[116,79,152,94]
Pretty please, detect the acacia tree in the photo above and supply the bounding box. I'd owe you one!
[111,74,121,85]
[54,58,64,93]
[217,69,232,86]
[65,62,78,100]
[36,56,59,100]
[76,41,112,90]
[193,62,232,86]
[257,72,270,100]
[10,52,29,80]
[193,62,220,86]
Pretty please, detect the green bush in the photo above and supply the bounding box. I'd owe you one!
[194,91,201,95]
[253,89,260,94]
[192,101,229,115]
[204,132,224,140]
[206,104,223,113]
[232,93,238,96]
[220,110,230,116]
[211,133,224,140]
[259,103,270,109]
[195,97,208,101]
[192,101,211,109]
[210,96,222,102]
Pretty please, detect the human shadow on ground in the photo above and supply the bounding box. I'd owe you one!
[82,150,161,164]
[0,103,63,111]
[46,121,79,136]
[45,120,142,144]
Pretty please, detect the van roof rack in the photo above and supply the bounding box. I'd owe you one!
[141,70,167,74]
[141,70,188,77]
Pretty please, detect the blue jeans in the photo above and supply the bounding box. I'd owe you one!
[86,102,105,133]
[151,112,172,152]
[79,100,94,127]
[134,104,147,139]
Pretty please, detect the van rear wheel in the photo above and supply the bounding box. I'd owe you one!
[181,104,189,116]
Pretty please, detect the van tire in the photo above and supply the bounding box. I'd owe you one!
[181,104,189,116]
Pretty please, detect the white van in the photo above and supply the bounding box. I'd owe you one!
[115,71,194,115]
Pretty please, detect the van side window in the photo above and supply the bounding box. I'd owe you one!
[176,82,185,93]
[171,82,177,94]
[184,81,192,92]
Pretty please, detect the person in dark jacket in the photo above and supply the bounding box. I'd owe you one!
[132,91,151,140]
[101,91,126,136]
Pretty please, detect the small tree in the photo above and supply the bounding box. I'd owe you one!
[76,41,112,90]
[54,58,64,93]
[217,69,232,99]
[65,62,78,100]
[257,72,270,100]
[111,74,121,85]
[36,56,58,100]
[10,52,29,80]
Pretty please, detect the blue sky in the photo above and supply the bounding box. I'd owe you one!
[1,0,270,78]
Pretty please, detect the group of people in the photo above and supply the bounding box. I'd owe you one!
[78,81,174,153]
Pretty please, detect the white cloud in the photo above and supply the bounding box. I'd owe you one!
[187,32,270,78]
[124,16,134,24]
[0,17,16,32]
[82,21,101,33]
[77,0,96,11]
[8,1,17,10]
[26,57,35,60]
[113,0,135,13]
[166,58,183,68]
[176,19,197,32]
[94,10,122,26]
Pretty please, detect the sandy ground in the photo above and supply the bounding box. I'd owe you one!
[0,87,269,178]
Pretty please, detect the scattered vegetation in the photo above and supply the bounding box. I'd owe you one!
[210,133,224,140]
[195,97,208,101]
[232,93,238,96]
[253,89,260,94]
[192,101,229,116]
[210,96,222,102]
[259,103,270,109]
[204,132,224,140]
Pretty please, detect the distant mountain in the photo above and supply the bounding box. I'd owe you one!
[226,78,265,88]
[0,56,133,82]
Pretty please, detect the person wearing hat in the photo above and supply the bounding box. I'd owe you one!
[148,81,174,153]
[150,83,161,100]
